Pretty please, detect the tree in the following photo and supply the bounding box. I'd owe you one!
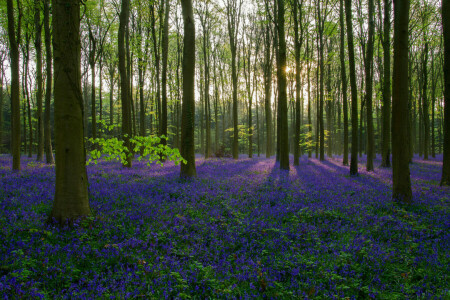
[381,0,391,167]
[441,0,450,186]
[365,0,375,171]
[48,0,90,224]
[118,0,132,167]
[226,0,243,160]
[293,0,304,166]
[6,0,21,171]
[392,0,412,203]
[35,0,44,161]
[277,0,289,170]
[161,0,170,154]
[345,0,358,176]
[180,0,196,178]
[339,0,349,166]
[43,0,54,164]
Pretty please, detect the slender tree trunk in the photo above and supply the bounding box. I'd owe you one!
[6,0,21,171]
[441,0,450,186]
[345,0,358,176]
[264,22,272,158]
[49,0,90,224]
[277,0,289,170]
[339,0,349,165]
[0,65,3,153]
[43,0,54,164]
[35,0,44,161]
[118,0,132,167]
[423,43,430,160]
[392,0,412,202]
[180,0,196,178]
[366,0,375,171]
[381,0,391,167]
[293,0,302,166]
[161,0,170,153]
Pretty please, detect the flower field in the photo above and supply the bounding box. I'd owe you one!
[0,154,448,299]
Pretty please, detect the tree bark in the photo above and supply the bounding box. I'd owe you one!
[180,0,197,178]
[381,0,391,167]
[339,0,349,165]
[35,0,44,161]
[161,0,170,152]
[277,0,289,170]
[392,0,412,202]
[6,0,21,171]
[49,0,90,224]
[43,0,54,164]
[345,0,358,176]
[118,0,132,167]
[366,0,375,171]
[441,0,450,186]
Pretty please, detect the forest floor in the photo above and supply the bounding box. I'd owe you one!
[0,154,449,299]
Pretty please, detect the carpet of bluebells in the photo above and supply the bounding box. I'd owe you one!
[0,153,449,299]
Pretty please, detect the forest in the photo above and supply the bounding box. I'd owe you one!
[0,0,449,298]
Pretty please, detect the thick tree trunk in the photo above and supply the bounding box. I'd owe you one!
[381,0,391,167]
[49,0,90,224]
[118,0,132,167]
[392,0,412,202]
[6,0,21,171]
[35,0,44,161]
[180,0,196,178]
[44,0,54,164]
[345,0,358,176]
[441,0,450,186]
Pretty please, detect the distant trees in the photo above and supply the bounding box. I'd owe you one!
[48,0,90,224]
[0,0,447,198]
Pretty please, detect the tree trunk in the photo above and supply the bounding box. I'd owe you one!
[161,0,170,153]
[35,0,44,161]
[381,0,391,167]
[345,0,358,176]
[49,0,90,224]
[422,43,430,160]
[118,0,132,167]
[441,0,450,186]
[339,0,349,165]
[44,0,54,164]
[392,0,412,202]
[180,0,196,178]
[264,22,272,158]
[6,0,21,171]
[293,0,303,166]
[366,0,375,171]
[276,0,289,170]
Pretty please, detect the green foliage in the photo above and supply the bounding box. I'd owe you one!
[86,120,186,166]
